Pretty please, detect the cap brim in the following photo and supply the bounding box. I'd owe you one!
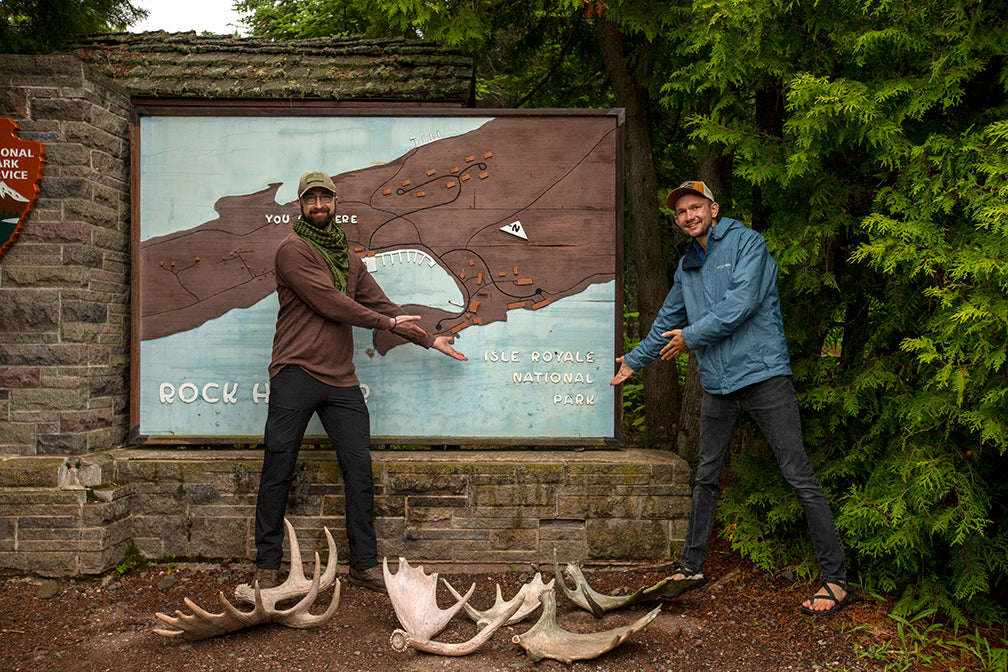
[666,187,697,209]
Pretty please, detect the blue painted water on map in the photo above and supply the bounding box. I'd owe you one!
[138,275,616,441]
[140,116,492,240]
[137,115,617,441]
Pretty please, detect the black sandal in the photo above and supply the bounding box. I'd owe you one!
[668,565,709,595]
[799,581,856,616]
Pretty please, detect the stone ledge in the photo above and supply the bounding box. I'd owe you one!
[0,448,691,576]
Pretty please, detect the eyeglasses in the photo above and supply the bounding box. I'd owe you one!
[301,193,335,205]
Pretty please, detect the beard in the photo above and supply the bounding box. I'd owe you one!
[301,204,335,229]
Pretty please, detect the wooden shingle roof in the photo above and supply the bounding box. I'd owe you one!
[68,32,474,103]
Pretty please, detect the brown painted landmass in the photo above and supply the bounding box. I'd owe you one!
[139,115,619,351]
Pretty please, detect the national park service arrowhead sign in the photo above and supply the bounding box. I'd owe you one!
[0,117,45,261]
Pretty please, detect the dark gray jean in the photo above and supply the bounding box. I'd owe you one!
[255,365,377,571]
[681,375,846,584]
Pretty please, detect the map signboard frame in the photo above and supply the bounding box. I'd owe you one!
[129,103,624,446]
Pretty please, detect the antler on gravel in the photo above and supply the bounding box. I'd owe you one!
[233,519,338,610]
[555,561,703,616]
[383,556,474,643]
[512,590,660,664]
[389,592,523,656]
[153,520,340,641]
[443,572,554,628]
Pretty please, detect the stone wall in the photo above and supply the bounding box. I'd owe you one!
[0,54,131,457]
[0,448,691,576]
[0,49,691,576]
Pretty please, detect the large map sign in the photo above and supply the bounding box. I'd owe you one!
[132,108,623,444]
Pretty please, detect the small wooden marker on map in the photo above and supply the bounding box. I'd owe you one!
[416,191,425,197]
[483,151,493,159]
[426,169,436,176]
[507,301,527,310]
[479,172,489,180]
[461,174,470,182]
[465,155,475,162]
[382,189,392,195]
[516,278,533,286]
[446,181,456,188]
[449,167,459,174]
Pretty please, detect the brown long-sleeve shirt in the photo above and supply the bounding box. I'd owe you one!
[268,232,434,387]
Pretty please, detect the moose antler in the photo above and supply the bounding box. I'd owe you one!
[512,590,660,664]
[386,556,517,655]
[389,592,523,656]
[384,556,474,643]
[443,573,554,628]
[153,520,340,641]
[555,560,704,616]
[233,519,338,609]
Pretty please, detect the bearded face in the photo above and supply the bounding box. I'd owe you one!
[299,187,337,229]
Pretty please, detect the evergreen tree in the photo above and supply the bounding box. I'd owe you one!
[0,0,147,53]
[238,0,693,450]
[665,0,1008,622]
[238,0,1008,619]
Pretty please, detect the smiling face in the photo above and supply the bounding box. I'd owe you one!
[673,192,719,248]
[299,187,337,229]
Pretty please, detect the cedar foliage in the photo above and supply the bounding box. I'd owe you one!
[0,0,147,53]
[662,0,1008,623]
[210,0,1008,621]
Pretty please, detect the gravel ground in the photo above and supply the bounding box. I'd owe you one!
[0,538,977,672]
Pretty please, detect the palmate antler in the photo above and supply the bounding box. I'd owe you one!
[385,556,520,656]
[443,573,554,628]
[555,561,704,616]
[233,519,338,609]
[512,590,660,664]
[153,519,340,641]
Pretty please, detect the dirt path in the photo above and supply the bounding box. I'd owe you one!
[0,541,897,672]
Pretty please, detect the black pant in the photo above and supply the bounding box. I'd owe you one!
[255,365,377,571]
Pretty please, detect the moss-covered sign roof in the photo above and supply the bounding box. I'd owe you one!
[69,32,474,103]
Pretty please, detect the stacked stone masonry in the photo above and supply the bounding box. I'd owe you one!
[0,54,132,458]
[0,449,691,576]
[0,43,687,576]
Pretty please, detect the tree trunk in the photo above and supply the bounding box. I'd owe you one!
[676,155,729,468]
[594,16,678,450]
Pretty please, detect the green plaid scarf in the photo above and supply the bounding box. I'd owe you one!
[293,215,349,292]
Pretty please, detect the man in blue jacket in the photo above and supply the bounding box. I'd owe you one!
[611,180,852,615]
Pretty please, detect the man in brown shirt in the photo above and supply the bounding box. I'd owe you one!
[254,170,466,592]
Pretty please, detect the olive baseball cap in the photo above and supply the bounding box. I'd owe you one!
[298,170,336,198]
[666,180,715,209]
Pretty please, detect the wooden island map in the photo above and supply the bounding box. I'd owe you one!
[133,111,622,443]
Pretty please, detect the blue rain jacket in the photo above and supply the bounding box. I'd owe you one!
[623,217,792,395]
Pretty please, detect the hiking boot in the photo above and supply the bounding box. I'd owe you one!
[349,565,386,593]
[253,567,280,590]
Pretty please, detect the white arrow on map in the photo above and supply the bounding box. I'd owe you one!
[500,220,528,240]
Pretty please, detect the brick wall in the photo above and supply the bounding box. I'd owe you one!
[0,54,131,457]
